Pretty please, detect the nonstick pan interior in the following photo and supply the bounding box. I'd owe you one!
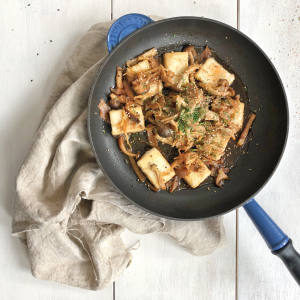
[88,17,288,220]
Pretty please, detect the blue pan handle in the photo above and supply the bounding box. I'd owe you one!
[244,199,300,285]
[107,14,153,53]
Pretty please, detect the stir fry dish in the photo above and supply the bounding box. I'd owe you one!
[98,45,256,192]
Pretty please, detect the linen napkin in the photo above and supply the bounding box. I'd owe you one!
[12,16,227,291]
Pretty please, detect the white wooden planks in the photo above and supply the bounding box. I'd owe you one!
[0,1,112,299]
[238,0,300,298]
[113,0,237,27]
[113,2,238,299]
[117,213,237,300]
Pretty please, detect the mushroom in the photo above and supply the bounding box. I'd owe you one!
[237,113,256,146]
[108,99,122,109]
[116,67,123,89]
[118,136,138,157]
[160,65,175,84]
[124,108,140,123]
[215,168,229,187]
[170,176,179,193]
[174,167,191,178]
[157,125,174,138]
[183,45,197,65]
[123,80,134,100]
[98,99,111,123]
[197,46,212,63]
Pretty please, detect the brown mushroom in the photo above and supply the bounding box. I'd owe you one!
[128,156,146,182]
[124,108,140,123]
[108,99,122,109]
[237,113,256,146]
[197,46,212,63]
[157,125,174,138]
[118,136,138,157]
[183,45,196,65]
[116,67,123,89]
[170,176,179,193]
[215,168,229,187]
[98,99,111,123]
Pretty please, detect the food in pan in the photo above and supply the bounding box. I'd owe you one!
[98,45,255,192]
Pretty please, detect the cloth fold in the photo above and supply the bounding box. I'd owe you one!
[12,16,227,291]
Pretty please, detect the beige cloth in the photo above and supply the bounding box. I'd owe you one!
[12,17,227,291]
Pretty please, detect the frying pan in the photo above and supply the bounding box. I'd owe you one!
[88,14,300,285]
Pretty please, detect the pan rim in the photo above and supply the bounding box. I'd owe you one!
[87,16,289,221]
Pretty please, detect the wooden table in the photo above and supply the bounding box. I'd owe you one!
[1,1,300,299]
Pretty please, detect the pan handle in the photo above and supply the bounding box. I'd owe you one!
[107,14,153,53]
[244,199,300,285]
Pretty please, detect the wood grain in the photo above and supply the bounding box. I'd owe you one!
[0,1,112,299]
[113,0,237,28]
[117,213,236,300]
[238,0,300,298]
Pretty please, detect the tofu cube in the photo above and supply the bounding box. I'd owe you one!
[148,81,163,94]
[127,59,151,74]
[127,60,151,81]
[232,102,244,131]
[205,110,220,121]
[163,52,189,85]
[137,148,175,189]
[201,128,233,160]
[109,106,145,136]
[195,57,235,85]
[134,81,163,101]
[183,160,211,188]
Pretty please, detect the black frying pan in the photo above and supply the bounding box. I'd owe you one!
[88,15,300,284]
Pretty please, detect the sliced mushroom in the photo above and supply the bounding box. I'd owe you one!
[116,67,123,89]
[183,45,196,65]
[98,99,111,123]
[160,65,174,84]
[170,176,179,193]
[118,136,137,157]
[123,80,134,100]
[175,167,192,178]
[151,165,166,190]
[197,46,212,63]
[215,168,229,187]
[124,108,140,123]
[237,113,256,146]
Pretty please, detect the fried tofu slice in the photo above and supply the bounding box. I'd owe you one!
[149,81,163,94]
[109,106,145,136]
[198,128,233,160]
[231,102,244,131]
[126,60,151,81]
[163,52,189,85]
[134,81,163,101]
[184,161,211,188]
[205,110,220,121]
[137,148,175,189]
[195,57,235,85]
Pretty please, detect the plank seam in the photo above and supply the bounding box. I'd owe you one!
[111,0,113,20]
[113,281,116,300]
